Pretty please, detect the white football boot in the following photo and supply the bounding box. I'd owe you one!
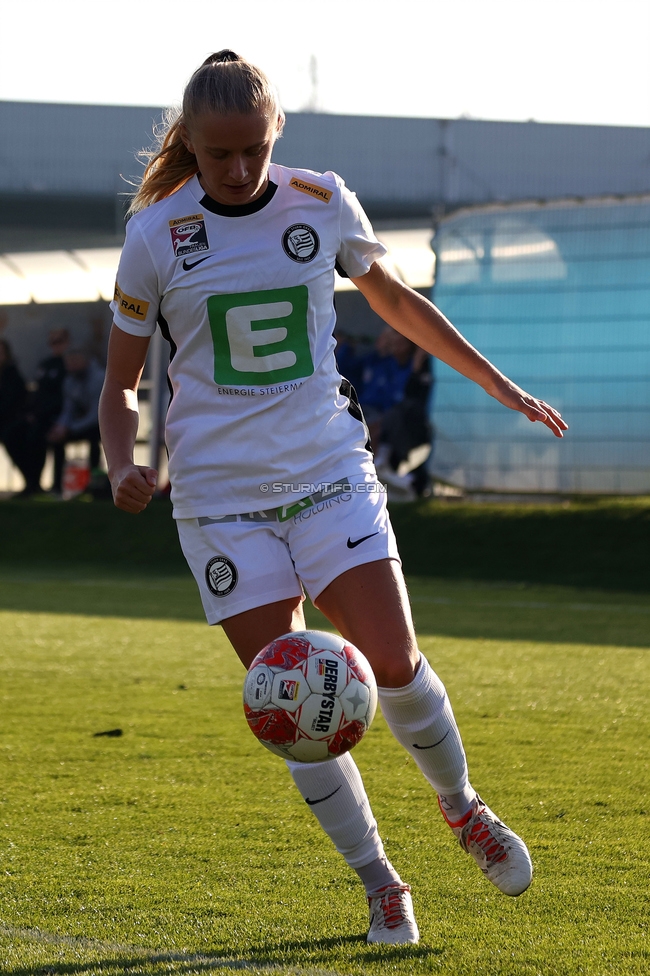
[440,794,533,896]
[367,884,420,944]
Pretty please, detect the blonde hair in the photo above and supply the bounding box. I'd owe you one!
[129,50,283,214]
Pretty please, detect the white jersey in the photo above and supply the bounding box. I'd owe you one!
[110,164,386,518]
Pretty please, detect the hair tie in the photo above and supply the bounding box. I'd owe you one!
[202,50,242,66]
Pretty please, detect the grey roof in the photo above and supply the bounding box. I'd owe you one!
[0,101,164,196]
[2,101,650,210]
[273,114,650,209]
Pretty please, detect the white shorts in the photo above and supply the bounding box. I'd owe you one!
[177,475,400,625]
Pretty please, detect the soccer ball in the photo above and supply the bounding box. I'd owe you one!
[243,630,377,763]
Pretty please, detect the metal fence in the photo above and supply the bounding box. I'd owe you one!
[430,195,650,493]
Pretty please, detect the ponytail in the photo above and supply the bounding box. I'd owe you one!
[129,50,283,215]
[128,110,197,215]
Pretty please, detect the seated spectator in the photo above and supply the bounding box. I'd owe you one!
[357,326,399,448]
[357,327,416,446]
[0,338,31,491]
[334,331,364,392]
[33,328,70,429]
[381,343,434,497]
[18,328,70,496]
[47,348,105,495]
[358,327,434,498]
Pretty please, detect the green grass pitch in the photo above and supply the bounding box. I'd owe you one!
[1,570,649,975]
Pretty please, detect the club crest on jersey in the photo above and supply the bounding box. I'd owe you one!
[169,213,209,257]
[205,555,238,597]
[282,224,320,263]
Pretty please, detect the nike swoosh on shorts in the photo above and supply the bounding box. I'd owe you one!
[182,256,210,271]
[347,532,380,549]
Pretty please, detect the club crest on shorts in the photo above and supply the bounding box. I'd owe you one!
[205,555,238,597]
[282,224,320,263]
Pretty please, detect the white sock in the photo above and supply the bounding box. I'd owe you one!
[378,653,472,796]
[438,788,477,825]
[356,856,403,896]
[286,751,400,892]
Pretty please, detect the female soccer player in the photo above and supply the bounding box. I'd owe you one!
[99,51,567,945]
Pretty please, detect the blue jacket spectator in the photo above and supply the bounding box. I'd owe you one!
[334,332,364,392]
[356,327,434,497]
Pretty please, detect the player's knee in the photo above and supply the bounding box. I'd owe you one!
[373,652,419,690]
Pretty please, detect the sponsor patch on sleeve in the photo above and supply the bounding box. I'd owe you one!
[169,213,210,256]
[113,283,150,321]
[289,178,332,204]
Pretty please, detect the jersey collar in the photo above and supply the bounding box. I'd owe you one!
[196,177,278,218]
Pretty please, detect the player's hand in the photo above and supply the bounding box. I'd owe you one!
[110,464,158,513]
[489,376,568,438]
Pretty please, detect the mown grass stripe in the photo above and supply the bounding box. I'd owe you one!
[0,924,340,974]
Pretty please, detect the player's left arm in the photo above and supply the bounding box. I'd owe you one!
[352,259,568,438]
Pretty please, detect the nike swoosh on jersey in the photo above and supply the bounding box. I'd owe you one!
[412,729,450,750]
[347,532,380,549]
[182,255,210,271]
[304,785,342,805]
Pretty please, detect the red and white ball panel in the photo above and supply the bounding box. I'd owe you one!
[243,630,377,763]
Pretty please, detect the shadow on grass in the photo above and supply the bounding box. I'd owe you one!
[4,933,443,975]
[0,568,205,622]
[1,567,650,648]
[3,496,650,593]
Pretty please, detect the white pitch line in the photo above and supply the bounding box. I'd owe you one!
[0,923,340,974]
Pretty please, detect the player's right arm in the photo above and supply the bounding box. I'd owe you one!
[99,324,157,513]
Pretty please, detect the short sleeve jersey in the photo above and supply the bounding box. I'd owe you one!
[111,164,386,518]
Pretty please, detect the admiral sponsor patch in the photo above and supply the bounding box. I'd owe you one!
[113,283,150,321]
[205,555,238,597]
[169,213,209,257]
[282,224,320,263]
[289,177,332,204]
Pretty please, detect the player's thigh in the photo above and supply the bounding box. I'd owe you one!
[221,597,306,668]
[176,517,304,663]
[315,559,419,688]
[284,476,418,687]
[286,476,397,600]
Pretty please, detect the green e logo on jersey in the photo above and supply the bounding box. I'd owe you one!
[207,286,314,386]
